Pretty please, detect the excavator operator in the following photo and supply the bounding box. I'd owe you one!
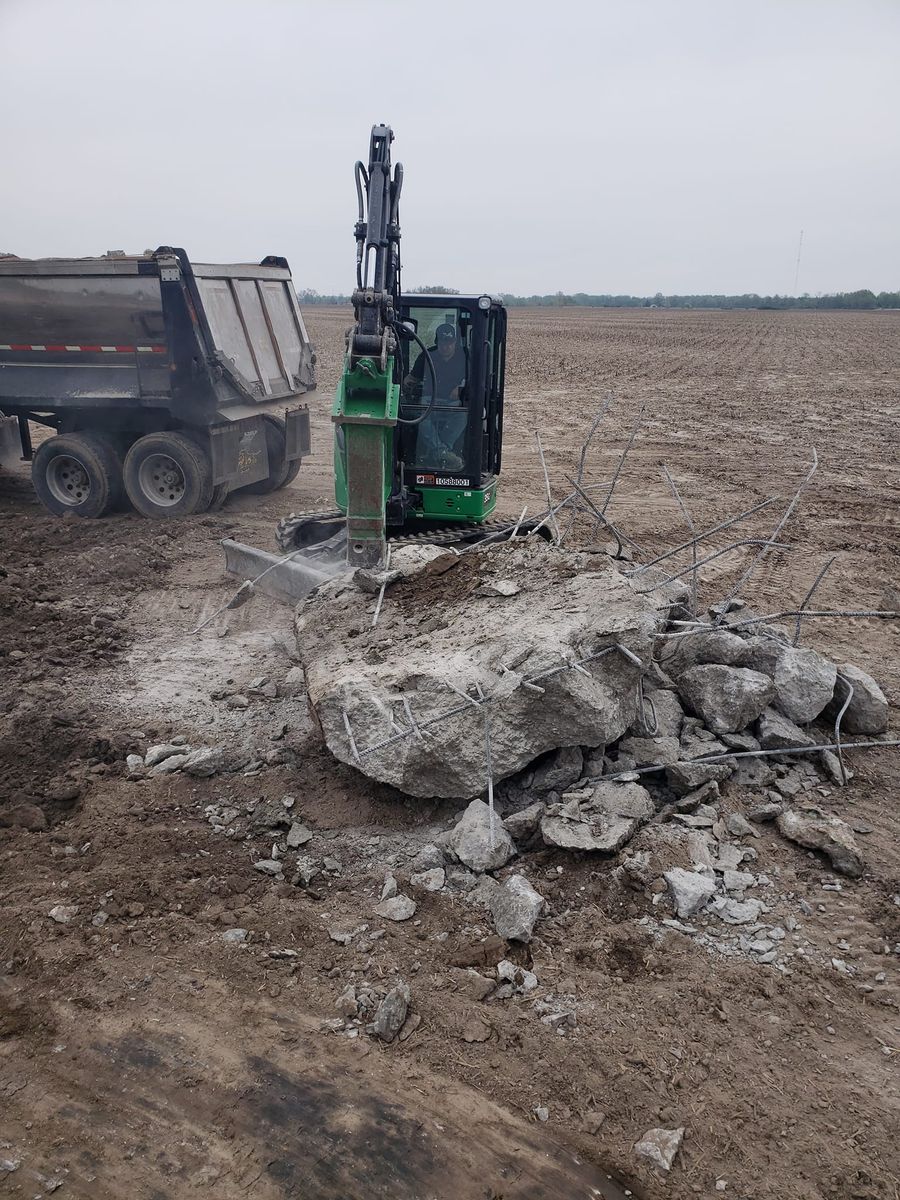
[403,323,467,402]
[401,323,469,471]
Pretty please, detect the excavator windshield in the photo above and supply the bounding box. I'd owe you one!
[398,303,471,475]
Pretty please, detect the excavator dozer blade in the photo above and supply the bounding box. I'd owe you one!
[221,537,346,606]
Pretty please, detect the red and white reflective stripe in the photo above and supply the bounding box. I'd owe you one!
[0,343,166,353]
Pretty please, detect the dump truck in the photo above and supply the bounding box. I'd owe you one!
[0,247,315,517]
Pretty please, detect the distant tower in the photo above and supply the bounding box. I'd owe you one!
[793,230,804,295]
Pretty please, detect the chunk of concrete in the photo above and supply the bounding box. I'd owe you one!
[825,665,889,735]
[776,809,864,878]
[634,1126,685,1172]
[756,707,814,751]
[633,688,684,739]
[373,982,410,1043]
[707,896,765,924]
[617,735,680,768]
[501,801,545,841]
[490,874,544,942]
[446,799,515,873]
[144,742,190,769]
[541,781,654,852]
[180,747,226,777]
[662,627,753,674]
[729,756,776,789]
[771,646,836,724]
[295,544,667,798]
[666,760,733,796]
[410,867,445,892]
[676,665,775,735]
[373,894,417,921]
[664,867,715,918]
[531,746,584,792]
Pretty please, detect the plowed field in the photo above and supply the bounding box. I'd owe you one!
[1,307,898,1200]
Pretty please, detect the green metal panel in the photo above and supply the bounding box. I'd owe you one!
[332,353,398,566]
[409,480,498,522]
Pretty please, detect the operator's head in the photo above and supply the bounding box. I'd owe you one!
[435,323,457,360]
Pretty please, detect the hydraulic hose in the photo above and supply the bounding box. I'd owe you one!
[391,322,438,426]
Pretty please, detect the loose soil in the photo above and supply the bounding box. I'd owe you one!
[1,307,898,1200]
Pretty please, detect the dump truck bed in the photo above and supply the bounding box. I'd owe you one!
[0,248,316,426]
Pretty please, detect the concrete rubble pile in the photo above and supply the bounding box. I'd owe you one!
[295,540,678,797]
[282,537,893,963]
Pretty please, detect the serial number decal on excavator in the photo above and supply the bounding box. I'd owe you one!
[433,476,468,487]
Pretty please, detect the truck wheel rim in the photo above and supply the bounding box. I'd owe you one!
[47,455,91,506]
[138,453,186,507]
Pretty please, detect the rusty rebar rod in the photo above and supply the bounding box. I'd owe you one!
[559,394,615,544]
[566,476,624,557]
[602,737,900,783]
[662,608,898,640]
[793,556,836,646]
[356,643,630,760]
[600,407,644,516]
[832,672,854,786]
[662,465,698,615]
[535,430,560,544]
[712,448,818,623]
[631,540,793,592]
[624,496,778,577]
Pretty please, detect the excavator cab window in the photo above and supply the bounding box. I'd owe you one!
[399,303,472,475]
[396,295,505,493]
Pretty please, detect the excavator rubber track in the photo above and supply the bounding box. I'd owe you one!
[275,510,544,554]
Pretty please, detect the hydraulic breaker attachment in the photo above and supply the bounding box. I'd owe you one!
[332,350,399,569]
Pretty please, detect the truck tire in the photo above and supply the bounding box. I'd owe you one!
[237,414,300,495]
[31,432,124,518]
[123,431,213,518]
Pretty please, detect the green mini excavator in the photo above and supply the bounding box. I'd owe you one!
[276,124,518,568]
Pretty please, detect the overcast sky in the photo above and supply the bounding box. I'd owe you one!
[2,0,898,296]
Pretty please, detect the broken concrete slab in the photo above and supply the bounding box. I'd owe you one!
[664,867,715,918]
[673,779,720,812]
[632,688,684,739]
[776,809,864,878]
[676,665,776,735]
[662,627,754,675]
[410,867,445,892]
[771,646,836,724]
[825,664,889,735]
[756,707,815,751]
[446,799,515,873]
[295,542,670,798]
[666,760,734,796]
[490,874,544,942]
[501,801,545,841]
[541,781,654,852]
[617,735,680,769]
[530,745,584,793]
[708,896,765,924]
[144,742,190,769]
[729,756,776,789]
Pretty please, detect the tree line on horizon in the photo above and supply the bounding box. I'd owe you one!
[297,286,899,310]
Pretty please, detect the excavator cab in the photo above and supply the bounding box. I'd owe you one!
[394,293,505,527]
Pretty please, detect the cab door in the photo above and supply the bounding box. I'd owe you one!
[481,304,505,479]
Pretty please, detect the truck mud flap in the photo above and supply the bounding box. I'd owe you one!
[209,419,268,487]
[285,405,311,462]
[0,415,22,464]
